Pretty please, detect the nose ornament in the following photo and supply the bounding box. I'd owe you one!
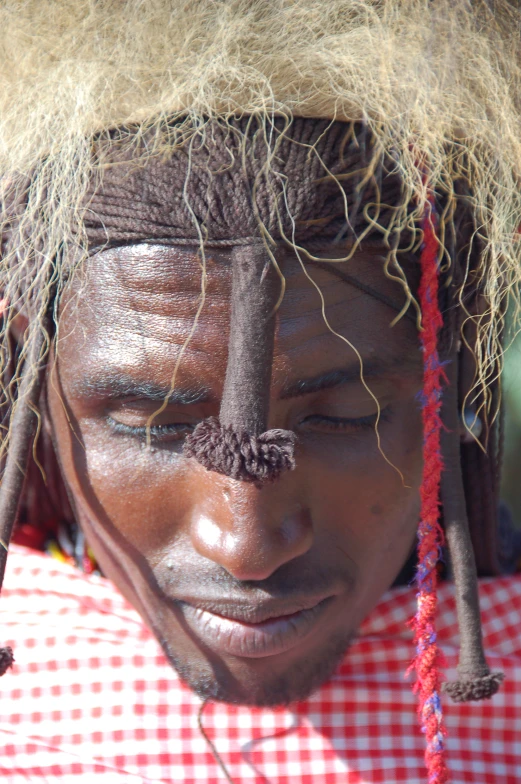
[183,245,296,485]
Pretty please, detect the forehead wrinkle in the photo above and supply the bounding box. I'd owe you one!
[86,242,372,300]
[87,244,231,295]
[90,303,350,365]
[277,289,370,328]
[103,295,230,327]
[77,258,342,341]
[80,330,229,372]
[277,300,418,356]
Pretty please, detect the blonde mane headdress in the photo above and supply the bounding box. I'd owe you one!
[0,0,518,415]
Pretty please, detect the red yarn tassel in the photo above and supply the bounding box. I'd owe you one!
[408,193,450,783]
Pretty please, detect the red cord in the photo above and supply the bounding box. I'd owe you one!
[409,193,450,783]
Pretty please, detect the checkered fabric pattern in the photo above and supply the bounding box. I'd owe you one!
[0,546,520,784]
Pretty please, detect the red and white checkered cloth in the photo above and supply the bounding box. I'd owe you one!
[0,545,520,784]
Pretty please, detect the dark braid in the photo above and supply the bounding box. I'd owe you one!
[0,319,48,675]
[434,214,521,700]
[441,346,504,701]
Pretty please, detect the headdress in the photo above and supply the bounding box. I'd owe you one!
[0,3,521,782]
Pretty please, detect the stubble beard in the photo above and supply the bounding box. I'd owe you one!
[158,629,356,707]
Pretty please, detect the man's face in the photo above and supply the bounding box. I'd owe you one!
[46,240,423,706]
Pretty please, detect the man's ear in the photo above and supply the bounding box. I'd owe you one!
[9,310,29,344]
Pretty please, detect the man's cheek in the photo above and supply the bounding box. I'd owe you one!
[70,431,182,548]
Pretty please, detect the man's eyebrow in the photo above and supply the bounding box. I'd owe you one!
[279,355,419,399]
[72,372,215,405]
[74,354,419,405]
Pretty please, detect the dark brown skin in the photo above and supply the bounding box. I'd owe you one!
[45,242,423,707]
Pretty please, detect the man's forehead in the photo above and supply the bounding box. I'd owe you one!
[73,242,404,318]
[58,242,420,387]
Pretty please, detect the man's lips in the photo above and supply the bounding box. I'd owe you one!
[177,595,335,658]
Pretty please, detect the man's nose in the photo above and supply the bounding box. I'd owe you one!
[187,470,313,581]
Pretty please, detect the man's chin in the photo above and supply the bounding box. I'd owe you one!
[159,631,354,707]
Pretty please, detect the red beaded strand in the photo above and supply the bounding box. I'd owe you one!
[409,193,450,783]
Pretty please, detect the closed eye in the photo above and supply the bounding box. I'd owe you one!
[297,406,392,433]
[107,417,195,443]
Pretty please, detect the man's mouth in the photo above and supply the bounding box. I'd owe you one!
[178,595,335,658]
